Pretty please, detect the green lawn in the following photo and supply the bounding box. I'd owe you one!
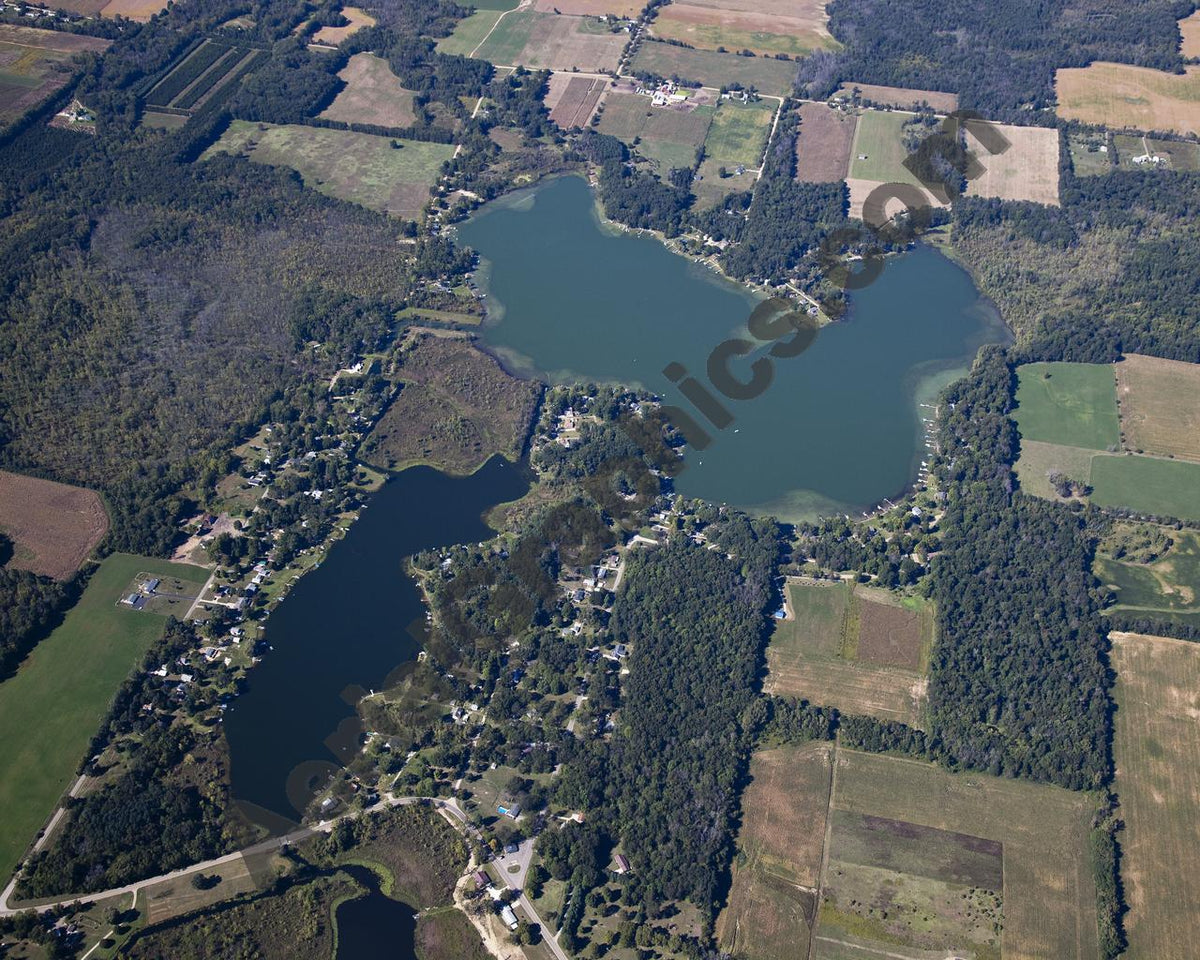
[1014,361,1120,450]
[435,9,504,57]
[205,121,455,219]
[1090,454,1200,522]
[0,553,209,882]
[703,99,775,168]
[1096,528,1200,629]
[470,8,536,65]
[846,109,927,188]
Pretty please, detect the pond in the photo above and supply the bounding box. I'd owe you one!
[334,865,418,960]
[224,456,528,827]
[457,174,1010,519]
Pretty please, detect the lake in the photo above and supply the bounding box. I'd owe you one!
[224,456,528,827]
[458,175,1010,519]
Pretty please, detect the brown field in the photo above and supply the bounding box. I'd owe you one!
[628,40,798,96]
[0,25,111,128]
[313,5,376,44]
[1115,353,1200,462]
[826,749,1100,960]
[1110,632,1200,960]
[833,81,958,113]
[1055,62,1200,136]
[361,333,540,475]
[545,73,606,129]
[533,0,644,15]
[1181,10,1200,59]
[855,593,930,671]
[649,0,837,59]
[99,0,167,19]
[716,742,832,960]
[48,0,108,14]
[320,53,417,128]
[964,121,1060,205]
[0,470,108,580]
[143,854,260,924]
[795,101,856,183]
[767,655,926,724]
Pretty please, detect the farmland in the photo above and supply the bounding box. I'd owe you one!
[596,90,714,170]
[435,9,504,57]
[98,0,168,18]
[629,40,798,96]
[1014,361,1121,451]
[821,749,1099,960]
[1055,62,1200,136]
[1095,525,1200,630]
[833,82,958,113]
[1113,132,1200,170]
[205,121,455,220]
[320,52,417,128]
[963,121,1060,206]
[716,742,832,959]
[647,0,838,59]
[846,109,946,218]
[703,96,774,167]
[0,553,209,883]
[1090,454,1200,521]
[795,101,856,183]
[1111,632,1200,960]
[765,580,932,725]
[545,73,607,129]
[360,333,541,475]
[1116,353,1200,460]
[0,471,108,580]
[312,5,376,45]
[143,39,266,118]
[459,9,626,72]
[533,0,642,14]
[0,25,110,130]
[1182,9,1200,58]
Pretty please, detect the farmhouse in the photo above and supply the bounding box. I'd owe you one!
[500,905,519,930]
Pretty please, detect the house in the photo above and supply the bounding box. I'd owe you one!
[504,842,519,854]
[500,905,519,930]
[473,870,489,889]
[143,578,160,594]
[614,853,631,874]
[125,593,146,610]
[497,802,521,819]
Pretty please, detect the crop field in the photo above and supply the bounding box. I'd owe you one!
[1116,353,1200,461]
[1090,454,1200,521]
[1096,527,1200,629]
[361,333,540,475]
[795,101,856,182]
[1111,632,1200,959]
[206,121,454,219]
[0,25,111,130]
[716,742,832,960]
[820,749,1099,960]
[320,53,417,128]
[703,97,775,167]
[845,109,946,219]
[648,0,838,59]
[629,40,798,96]
[594,89,713,169]
[833,82,958,113]
[963,121,1060,205]
[765,580,932,725]
[48,0,108,13]
[99,0,168,19]
[312,5,376,45]
[0,553,209,883]
[1182,9,1200,58]
[545,73,607,129]
[435,9,505,57]
[533,0,642,14]
[1113,132,1200,170]
[1055,62,1200,136]
[0,471,108,580]
[1014,361,1120,450]
[466,10,626,72]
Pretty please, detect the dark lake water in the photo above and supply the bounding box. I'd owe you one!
[458,175,1009,519]
[335,866,418,960]
[225,456,528,827]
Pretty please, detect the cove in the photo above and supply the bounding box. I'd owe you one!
[458,175,1010,519]
[334,865,418,960]
[224,456,528,827]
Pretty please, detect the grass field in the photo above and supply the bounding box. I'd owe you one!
[833,82,958,113]
[964,122,1060,206]
[702,97,775,167]
[1182,9,1200,58]
[98,0,167,19]
[1067,130,1114,176]
[822,749,1099,960]
[765,580,932,726]
[1013,439,1101,500]
[320,53,417,128]
[1013,361,1121,450]
[629,40,798,96]
[435,9,505,57]
[0,25,111,129]
[1116,353,1200,461]
[141,110,188,130]
[533,0,642,14]
[795,101,856,182]
[1055,62,1200,136]
[1111,632,1200,959]
[205,121,454,219]
[465,10,626,72]
[716,742,831,959]
[0,553,209,883]
[0,470,108,580]
[1113,132,1200,170]
[594,91,713,171]
[312,5,376,44]
[1096,526,1200,629]
[845,109,945,219]
[648,0,838,59]
[1090,454,1200,521]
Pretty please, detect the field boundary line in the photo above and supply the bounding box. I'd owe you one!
[808,735,839,960]
[469,0,533,60]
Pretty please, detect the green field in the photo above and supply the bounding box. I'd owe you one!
[1014,362,1121,450]
[1066,131,1113,176]
[436,9,505,57]
[1013,438,1100,500]
[1090,454,1200,522]
[846,109,929,188]
[1113,133,1200,171]
[205,121,455,219]
[703,98,776,168]
[629,41,799,97]
[0,553,209,882]
[1095,526,1200,628]
[594,93,714,173]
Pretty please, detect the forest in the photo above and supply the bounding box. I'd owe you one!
[0,540,75,678]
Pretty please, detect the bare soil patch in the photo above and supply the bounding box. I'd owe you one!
[834,81,958,113]
[321,53,417,128]
[313,6,376,44]
[1055,61,1200,136]
[546,73,606,128]
[795,101,856,182]
[1181,9,1200,59]
[856,598,926,670]
[1115,353,1200,462]
[0,470,107,580]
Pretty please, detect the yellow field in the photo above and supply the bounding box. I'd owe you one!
[1110,632,1200,960]
[1116,353,1200,462]
[99,0,167,20]
[1055,62,1200,135]
[1181,9,1200,59]
[964,121,1060,206]
[649,0,837,59]
[312,6,376,44]
[320,53,417,128]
